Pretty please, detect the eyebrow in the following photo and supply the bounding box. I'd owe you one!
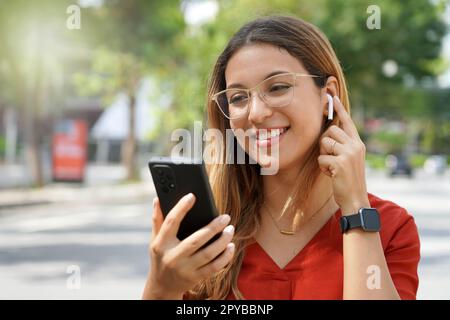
[226,70,290,89]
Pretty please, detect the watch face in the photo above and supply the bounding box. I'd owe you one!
[360,208,381,232]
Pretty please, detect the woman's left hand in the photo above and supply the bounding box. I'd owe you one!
[318,96,370,215]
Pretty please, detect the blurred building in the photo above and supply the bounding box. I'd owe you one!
[90,78,158,163]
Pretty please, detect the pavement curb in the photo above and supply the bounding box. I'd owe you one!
[0,181,156,209]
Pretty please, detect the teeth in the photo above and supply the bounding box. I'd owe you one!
[257,128,286,140]
[270,130,280,138]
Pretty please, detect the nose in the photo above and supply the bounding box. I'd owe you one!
[247,92,273,124]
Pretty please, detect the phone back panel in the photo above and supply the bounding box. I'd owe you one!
[149,157,219,241]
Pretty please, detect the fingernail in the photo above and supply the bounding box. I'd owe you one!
[219,214,231,225]
[227,242,235,252]
[223,224,234,235]
[185,193,195,202]
[334,95,341,103]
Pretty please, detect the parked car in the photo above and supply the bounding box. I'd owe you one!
[385,154,413,178]
[424,155,447,175]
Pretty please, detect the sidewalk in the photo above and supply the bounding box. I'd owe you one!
[0,164,155,209]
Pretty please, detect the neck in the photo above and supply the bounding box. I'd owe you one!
[262,167,334,220]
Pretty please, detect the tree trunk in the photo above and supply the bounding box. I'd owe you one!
[122,93,139,181]
[4,108,18,164]
[23,110,43,187]
[23,30,45,188]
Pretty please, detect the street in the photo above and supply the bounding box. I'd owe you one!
[0,168,449,299]
[0,182,154,299]
[367,169,450,299]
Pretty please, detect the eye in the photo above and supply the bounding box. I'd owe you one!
[269,84,291,93]
[229,93,248,105]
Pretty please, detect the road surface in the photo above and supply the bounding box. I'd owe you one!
[0,169,449,299]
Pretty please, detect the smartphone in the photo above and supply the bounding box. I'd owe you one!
[148,157,221,246]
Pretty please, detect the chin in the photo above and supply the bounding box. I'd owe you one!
[248,149,301,175]
[271,149,310,174]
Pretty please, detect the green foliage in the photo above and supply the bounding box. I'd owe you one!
[0,135,5,157]
[420,119,450,154]
[371,131,407,153]
[155,0,447,138]
[316,0,447,118]
[72,0,187,146]
[365,153,386,169]
[0,0,448,156]
[0,0,74,113]
[73,49,146,106]
[410,154,428,168]
[366,153,431,169]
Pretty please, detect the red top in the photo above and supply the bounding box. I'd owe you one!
[226,193,420,300]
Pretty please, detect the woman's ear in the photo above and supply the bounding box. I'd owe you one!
[321,76,339,118]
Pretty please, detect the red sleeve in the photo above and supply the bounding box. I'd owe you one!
[384,210,420,300]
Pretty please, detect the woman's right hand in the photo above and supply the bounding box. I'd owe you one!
[142,193,235,299]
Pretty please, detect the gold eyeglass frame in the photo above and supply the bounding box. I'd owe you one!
[211,72,321,120]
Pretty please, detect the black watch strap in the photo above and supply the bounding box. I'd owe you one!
[340,208,381,233]
[340,213,361,233]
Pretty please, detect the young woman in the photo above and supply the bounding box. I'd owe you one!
[143,15,420,300]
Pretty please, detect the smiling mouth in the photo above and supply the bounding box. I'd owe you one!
[255,127,290,141]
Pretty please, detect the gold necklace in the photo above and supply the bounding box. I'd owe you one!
[263,193,334,236]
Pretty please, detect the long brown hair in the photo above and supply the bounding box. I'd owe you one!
[186,15,350,300]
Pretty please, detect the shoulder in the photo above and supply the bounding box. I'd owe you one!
[367,192,411,222]
[367,193,420,251]
[367,193,420,299]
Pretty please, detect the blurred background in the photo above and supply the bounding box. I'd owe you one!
[0,0,449,299]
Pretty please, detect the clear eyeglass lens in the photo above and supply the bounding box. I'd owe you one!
[216,73,296,119]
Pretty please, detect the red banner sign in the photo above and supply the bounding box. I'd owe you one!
[52,120,88,182]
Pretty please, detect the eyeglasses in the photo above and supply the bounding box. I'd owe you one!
[212,72,321,120]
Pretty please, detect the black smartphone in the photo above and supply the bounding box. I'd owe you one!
[148,157,221,246]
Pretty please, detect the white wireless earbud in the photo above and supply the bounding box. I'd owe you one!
[326,93,334,121]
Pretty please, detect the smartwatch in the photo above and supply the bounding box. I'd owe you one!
[340,208,381,233]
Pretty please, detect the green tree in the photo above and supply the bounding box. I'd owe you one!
[73,0,185,180]
[154,0,447,148]
[0,0,72,187]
